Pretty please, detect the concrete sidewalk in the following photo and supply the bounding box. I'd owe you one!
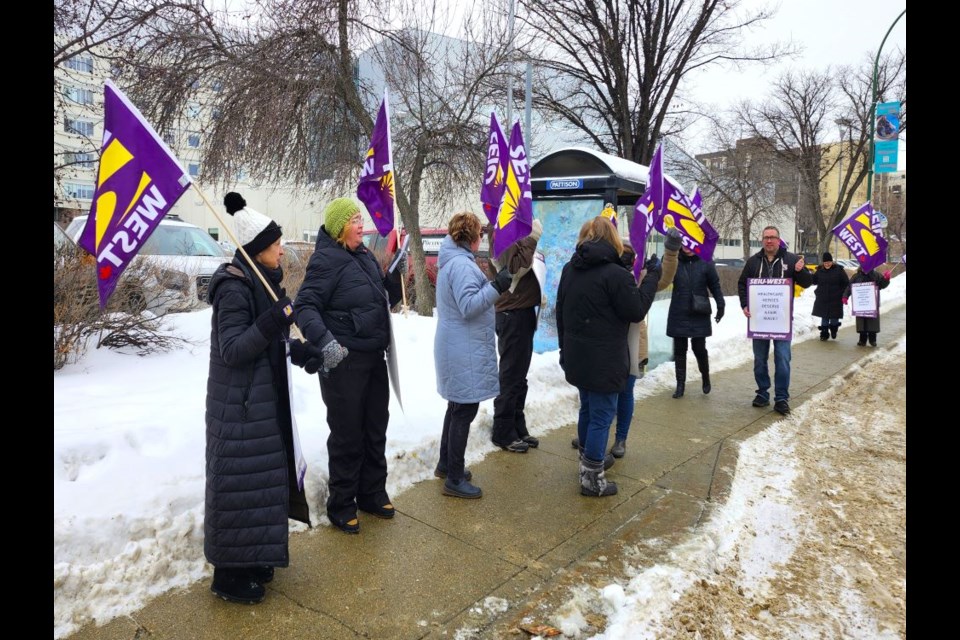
[68,305,906,640]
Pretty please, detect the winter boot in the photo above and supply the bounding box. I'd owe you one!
[571,437,614,469]
[857,333,867,347]
[819,327,829,341]
[868,332,877,347]
[830,323,839,339]
[579,454,618,497]
[696,352,711,394]
[211,568,266,604]
[610,438,626,458]
[672,358,686,398]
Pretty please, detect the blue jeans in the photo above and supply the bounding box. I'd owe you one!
[576,388,618,463]
[752,339,791,403]
[615,375,637,441]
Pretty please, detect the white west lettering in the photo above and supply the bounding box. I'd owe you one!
[136,184,168,220]
[359,156,375,179]
[122,211,150,240]
[97,242,124,267]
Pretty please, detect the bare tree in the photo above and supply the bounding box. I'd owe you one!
[676,116,790,259]
[120,0,510,314]
[54,1,213,216]
[742,52,905,256]
[516,0,791,165]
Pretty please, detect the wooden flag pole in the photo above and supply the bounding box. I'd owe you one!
[396,226,409,316]
[192,184,305,342]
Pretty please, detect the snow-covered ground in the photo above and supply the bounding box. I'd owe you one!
[54,273,906,638]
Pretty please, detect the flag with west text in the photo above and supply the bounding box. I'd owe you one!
[77,80,191,308]
[630,191,653,281]
[832,202,888,272]
[492,121,533,258]
[479,112,508,227]
[357,89,395,237]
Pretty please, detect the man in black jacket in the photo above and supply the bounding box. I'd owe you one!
[737,226,813,415]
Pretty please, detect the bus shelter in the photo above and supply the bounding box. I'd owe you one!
[531,147,659,353]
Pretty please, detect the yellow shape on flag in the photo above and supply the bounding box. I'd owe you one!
[94,138,135,249]
[858,227,881,255]
[665,198,705,243]
[380,170,396,200]
[118,172,154,226]
[498,162,520,229]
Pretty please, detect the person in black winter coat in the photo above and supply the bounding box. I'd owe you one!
[667,248,725,398]
[294,197,402,535]
[205,192,312,605]
[736,226,813,416]
[811,252,850,340]
[556,217,660,497]
[843,265,892,346]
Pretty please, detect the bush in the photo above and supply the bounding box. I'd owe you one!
[53,243,186,370]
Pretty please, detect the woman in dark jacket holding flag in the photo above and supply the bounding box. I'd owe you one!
[844,265,892,346]
[204,192,312,605]
[294,197,402,534]
[556,217,660,497]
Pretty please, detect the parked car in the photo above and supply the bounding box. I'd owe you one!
[712,257,745,268]
[64,214,230,313]
[363,228,494,287]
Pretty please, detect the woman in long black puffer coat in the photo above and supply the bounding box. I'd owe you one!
[205,193,313,605]
[811,252,850,340]
[666,247,725,398]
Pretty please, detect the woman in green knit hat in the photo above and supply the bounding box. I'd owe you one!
[294,198,404,534]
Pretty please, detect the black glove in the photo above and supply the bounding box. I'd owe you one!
[396,253,408,275]
[664,228,682,252]
[491,267,512,294]
[255,296,295,337]
[715,307,725,323]
[289,339,323,375]
[643,253,661,274]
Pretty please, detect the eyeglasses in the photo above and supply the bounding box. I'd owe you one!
[349,215,363,226]
[762,236,779,241]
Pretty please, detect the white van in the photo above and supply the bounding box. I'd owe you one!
[64,215,230,313]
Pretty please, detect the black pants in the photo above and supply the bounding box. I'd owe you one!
[492,307,537,445]
[319,349,390,523]
[438,401,479,483]
[673,336,707,361]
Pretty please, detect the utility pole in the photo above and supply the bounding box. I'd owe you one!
[866,9,906,202]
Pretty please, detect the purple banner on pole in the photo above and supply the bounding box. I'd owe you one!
[647,145,718,261]
[479,112,508,227]
[630,191,653,281]
[492,121,533,258]
[831,202,888,273]
[77,80,191,308]
[357,89,395,238]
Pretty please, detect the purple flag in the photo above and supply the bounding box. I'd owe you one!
[648,144,719,261]
[77,80,191,308]
[832,202,888,272]
[630,191,653,281]
[492,122,533,258]
[689,188,720,262]
[357,89,395,237]
[480,112,508,227]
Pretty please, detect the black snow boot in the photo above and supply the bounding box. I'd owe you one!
[696,352,711,394]
[819,327,829,341]
[579,454,618,497]
[211,568,266,604]
[672,358,686,398]
[830,323,839,339]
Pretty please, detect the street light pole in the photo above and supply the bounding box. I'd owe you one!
[867,8,906,203]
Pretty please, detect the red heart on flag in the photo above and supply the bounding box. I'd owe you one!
[99,265,113,280]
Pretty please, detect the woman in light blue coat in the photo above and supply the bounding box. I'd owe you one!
[433,211,513,499]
